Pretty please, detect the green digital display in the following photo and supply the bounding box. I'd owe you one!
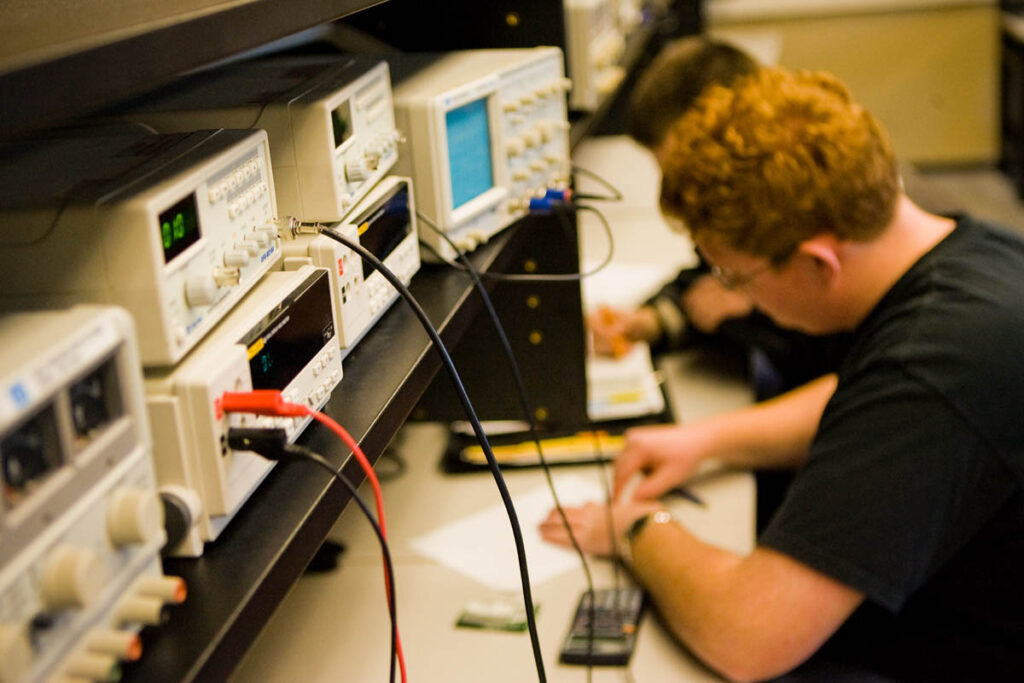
[158,193,201,263]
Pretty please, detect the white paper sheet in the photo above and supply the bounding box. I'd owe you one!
[409,475,607,591]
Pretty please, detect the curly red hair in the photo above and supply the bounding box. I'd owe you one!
[659,68,900,261]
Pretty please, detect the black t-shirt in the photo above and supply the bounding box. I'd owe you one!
[759,216,1024,681]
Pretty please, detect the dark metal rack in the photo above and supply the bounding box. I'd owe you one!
[0,0,387,143]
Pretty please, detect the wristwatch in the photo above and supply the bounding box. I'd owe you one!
[623,510,673,563]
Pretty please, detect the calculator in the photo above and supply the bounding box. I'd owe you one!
[559,586,646,666]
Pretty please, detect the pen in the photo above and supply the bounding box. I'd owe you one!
[667,486,706,507]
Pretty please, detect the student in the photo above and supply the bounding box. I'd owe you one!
[589,37,842,397]
[597,37,846,529]
[542,67,1024,681]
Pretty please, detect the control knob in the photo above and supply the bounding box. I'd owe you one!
[62,652,119,680]
[224,249,251,268]
[243,230,270,249]
[184,274,220,307]
[107,489,165,547]
[346,159,369,183]
[40,546,105,610]
[506,137,525,157]
[212,266,241,288]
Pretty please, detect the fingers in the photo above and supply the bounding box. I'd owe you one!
[632,467,683,501]
[539,503,609,555]
[587,306,631,358]
[539,523,573,547]
[540,505,586,528]
[612,430,650,496]
[612,459,638,498]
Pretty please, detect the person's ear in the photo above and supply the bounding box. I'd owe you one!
[795,235,842,285]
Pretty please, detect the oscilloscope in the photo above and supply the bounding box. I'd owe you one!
[115,55,399,223]
[387,47,572,260]
[0,128,281,367]
[144,266,342,555]
[0,306,178,683]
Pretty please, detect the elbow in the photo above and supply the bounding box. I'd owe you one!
[701,648,803,683]
[714,660,798,683]
[662,618,810,683]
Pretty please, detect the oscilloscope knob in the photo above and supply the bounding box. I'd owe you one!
[106,489,165,547]
[224,249,251,268]
[345,159,369,183]
[243,229,270,249]
[0,625,33,683]
[255,224,281,246]
[185,274,220,307]
[40,546,106,611]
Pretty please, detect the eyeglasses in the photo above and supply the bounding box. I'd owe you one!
[708,260,775,290]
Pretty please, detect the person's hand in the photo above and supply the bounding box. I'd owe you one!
[613,423,712,500]
[539,500,664,557]
[681,275,754,333]
[587,305,660,357]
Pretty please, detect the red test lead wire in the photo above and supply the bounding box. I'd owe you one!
[218,390,407,683]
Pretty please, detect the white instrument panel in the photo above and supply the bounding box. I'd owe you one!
[281,176,420,357]
[0,129,282,367]
[144,266,342,556]
[116,56,400,223]
[0,306,175,683]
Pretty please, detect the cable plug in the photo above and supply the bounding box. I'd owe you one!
[528,196,571,213]
[227,427,296,461]
[544,188,573,202]
[217,390,308,419]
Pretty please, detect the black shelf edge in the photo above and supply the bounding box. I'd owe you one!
[122,230,520,683]
[0,0,388,142]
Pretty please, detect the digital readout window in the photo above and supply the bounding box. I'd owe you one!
[158,193,201,263]
[356,183,412,280]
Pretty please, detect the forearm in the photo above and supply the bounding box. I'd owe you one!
[629,517,859,681]
[699,373,837,471]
